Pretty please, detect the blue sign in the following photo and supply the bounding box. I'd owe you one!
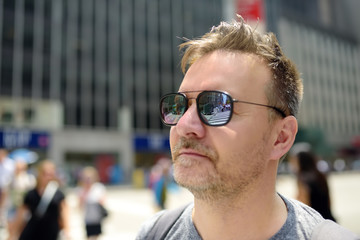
[0,128,50,149]
[134,134,170,152]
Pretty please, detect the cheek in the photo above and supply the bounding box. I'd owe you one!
[169,127,176,148]
[169,127,180,159]
[211,128,246,157]
[212,125,269,165]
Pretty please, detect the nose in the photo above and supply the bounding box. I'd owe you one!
[174,102,206,138]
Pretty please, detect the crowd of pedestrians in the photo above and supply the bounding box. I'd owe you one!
[0,148,107,240]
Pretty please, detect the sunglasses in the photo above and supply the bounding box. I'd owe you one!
[160,90,286,127]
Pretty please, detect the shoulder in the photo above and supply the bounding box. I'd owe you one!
[0,158,15,179]
[23,188,39,205]
[54,188,66,201]
[90,182,106,198]
[136,203,197,240]
[94,182,106,190]
[136,210,166,239]
[24,188,37,199]
[5,158,15,168]
[277,195,359,240]
[284,195,323,221]
[91,182,106,194]
[311,220,359,240]
[272,194,324,239]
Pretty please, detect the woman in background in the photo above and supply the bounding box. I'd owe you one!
[78,166,107,240]
[9,160,70,240]
[290,151,336,221]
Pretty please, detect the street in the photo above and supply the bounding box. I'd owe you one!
[65,172,360,240]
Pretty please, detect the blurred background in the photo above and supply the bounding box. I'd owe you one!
[0,0,359,239]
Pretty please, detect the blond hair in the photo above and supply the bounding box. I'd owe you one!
[180,16,303,118]
[80,166,99,184]
[35,160,58,187]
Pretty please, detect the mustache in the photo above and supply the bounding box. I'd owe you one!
[172,137,218,162]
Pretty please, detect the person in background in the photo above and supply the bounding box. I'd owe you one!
[78,166,107,240]
[9,160,70,240]
[289,150,337,222]
[6,159,36,238]
[0,149,15,230]
[137,16,358,239]
[150,158,172,210]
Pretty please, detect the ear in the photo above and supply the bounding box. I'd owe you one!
[269,116,298,161]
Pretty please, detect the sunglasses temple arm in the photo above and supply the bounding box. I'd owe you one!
[234,100,286,117]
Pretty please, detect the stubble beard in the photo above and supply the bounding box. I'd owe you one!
[171,137,266,203]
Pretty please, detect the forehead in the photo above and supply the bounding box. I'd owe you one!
[180,51,271,101]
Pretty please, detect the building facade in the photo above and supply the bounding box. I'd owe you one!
[0,0,223,184]
[2,0,358,183]
[265,0,360,158]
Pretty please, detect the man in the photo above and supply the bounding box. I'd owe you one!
[137,17,358,240]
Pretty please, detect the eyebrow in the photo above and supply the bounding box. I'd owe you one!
[177,90,206,94]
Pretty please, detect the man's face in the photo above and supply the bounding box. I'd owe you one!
[169,50,276,201]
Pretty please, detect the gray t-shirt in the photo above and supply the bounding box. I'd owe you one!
[136,194,324,240]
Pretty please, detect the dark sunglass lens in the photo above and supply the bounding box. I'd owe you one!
[160,94,186,125]
[198,92,232,126]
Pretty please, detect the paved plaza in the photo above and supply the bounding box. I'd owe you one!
[1,172,359,240]
[66,172,360,240]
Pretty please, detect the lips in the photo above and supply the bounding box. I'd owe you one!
[171,137,218,165]
[173,148,213,169]
[178,149,208,159]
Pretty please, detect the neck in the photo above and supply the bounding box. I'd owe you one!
[192,163,287,240]
[36,185,46,195]
[36,181,51,195]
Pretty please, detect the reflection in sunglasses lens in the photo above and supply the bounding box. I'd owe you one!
[160,91,233,126]
[198,92,232,126]
[161,94,186,125]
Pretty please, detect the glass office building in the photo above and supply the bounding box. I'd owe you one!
[266,0,360,156]
[0,0,223,184]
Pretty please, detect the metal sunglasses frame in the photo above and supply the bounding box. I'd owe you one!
[159,90,286,127]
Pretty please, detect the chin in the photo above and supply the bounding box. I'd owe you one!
[174,164,219,190]
[175,174,224,202]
